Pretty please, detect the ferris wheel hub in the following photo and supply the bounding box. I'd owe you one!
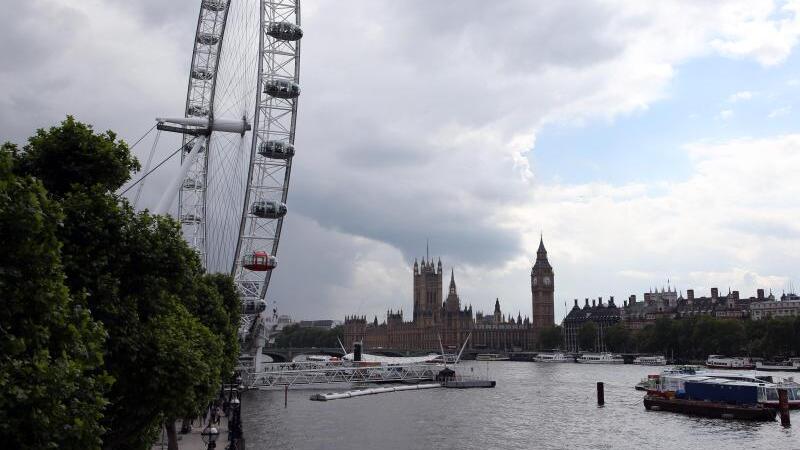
[155,116,252,136]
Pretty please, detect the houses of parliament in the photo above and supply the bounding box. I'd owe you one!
[343,238,556,351]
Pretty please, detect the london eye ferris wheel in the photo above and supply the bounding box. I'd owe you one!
[153,0,302,360]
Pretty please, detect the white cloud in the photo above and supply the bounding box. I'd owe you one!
[718,109,735,119]
[728,91,755,102]
[768,105,792,117]
[709,0,800,66]
[2,0,800,322]
[493,135,800,320]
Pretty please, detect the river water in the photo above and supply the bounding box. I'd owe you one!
[241,362,798,449]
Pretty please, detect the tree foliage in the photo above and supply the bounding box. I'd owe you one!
[604,323,632,353]
[537,325,562,350]
[275,324,345,349]
[6,117,241,450]
[628,316,800,360]
[578,322,598,352]
[15,116,139,197]
[0,146,110,450]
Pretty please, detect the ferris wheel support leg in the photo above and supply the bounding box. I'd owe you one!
[253,313,267,372]
[154,136,206,215]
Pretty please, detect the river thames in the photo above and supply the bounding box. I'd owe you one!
[241,362,798,449]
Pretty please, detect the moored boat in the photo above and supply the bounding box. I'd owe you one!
[755,360,800,372]
[652,368,800,410]
[633,355,666,366]
[706,355,755,370]
[576,352,624,364]
[643,395,776,421]
[475,353,510,361]
[533,352,572,363]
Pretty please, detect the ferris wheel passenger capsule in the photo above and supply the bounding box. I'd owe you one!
[258,140,294,160]
[250,200,287,219]
[191,68,214,80]
[180,214,202,224]
[242,299,268,315]
[264,79,300,99]
[243,251,277,271]
[267,22,303,41]
[197,33,220,46]
[183,178,203,190]
[202,0,227,12]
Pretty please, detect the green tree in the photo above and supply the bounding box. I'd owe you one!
[12,117,239,450]
[578,322,598,352]
[0,147,110,450]
[537,325,563,350]
[15,116,139,197]
[275,324,345,349]
[604,323,631,353]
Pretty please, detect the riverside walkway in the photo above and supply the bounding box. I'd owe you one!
[151,416,234,450]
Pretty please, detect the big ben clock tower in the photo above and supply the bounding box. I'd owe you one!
[531,235,555,333]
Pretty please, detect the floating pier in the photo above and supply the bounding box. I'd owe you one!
[310,383,441,401]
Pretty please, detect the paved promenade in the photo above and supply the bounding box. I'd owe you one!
[150,415,231,450]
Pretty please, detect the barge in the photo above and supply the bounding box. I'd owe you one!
[643,395,777,421]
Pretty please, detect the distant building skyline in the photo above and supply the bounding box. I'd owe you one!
[344,239,556,351]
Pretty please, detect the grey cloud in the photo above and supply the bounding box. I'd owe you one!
[6,0,796,323]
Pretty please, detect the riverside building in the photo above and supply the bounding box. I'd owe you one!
[343,238,556,351]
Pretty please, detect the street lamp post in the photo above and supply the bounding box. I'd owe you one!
[228,396,242,442]
[200,425,219,450]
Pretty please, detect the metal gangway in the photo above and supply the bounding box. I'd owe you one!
[243,360,441,389]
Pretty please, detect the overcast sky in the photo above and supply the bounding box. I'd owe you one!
[2,0,799,323]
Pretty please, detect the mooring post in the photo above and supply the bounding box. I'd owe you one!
[284,384,288,408]
[597,382,605,406]
[778,388,790,427]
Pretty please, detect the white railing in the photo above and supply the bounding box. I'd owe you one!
[244,361,441,389]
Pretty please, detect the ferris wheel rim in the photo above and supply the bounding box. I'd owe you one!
[175,0,302,330]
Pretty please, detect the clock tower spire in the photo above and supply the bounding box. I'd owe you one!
[531,235,555,336]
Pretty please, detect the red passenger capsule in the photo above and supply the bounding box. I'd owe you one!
[242,251,277,271]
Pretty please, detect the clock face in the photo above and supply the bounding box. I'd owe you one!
[544,276,551,286]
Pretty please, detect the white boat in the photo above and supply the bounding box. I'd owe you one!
[475,353,510,361]
[576,352,624,364]
[633,355,667,366]
[755,360,800,372]
[706,355,755,370]
[533,352,572,363]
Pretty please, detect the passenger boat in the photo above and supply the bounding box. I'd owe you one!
[633,355,666,366]
[475,353,510,361]
[651,369,800,410]
[576,352,624,364]
[644,374,779,420]
[755,360,800,371]
[705,355,755,370]
[533,352,572,363]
